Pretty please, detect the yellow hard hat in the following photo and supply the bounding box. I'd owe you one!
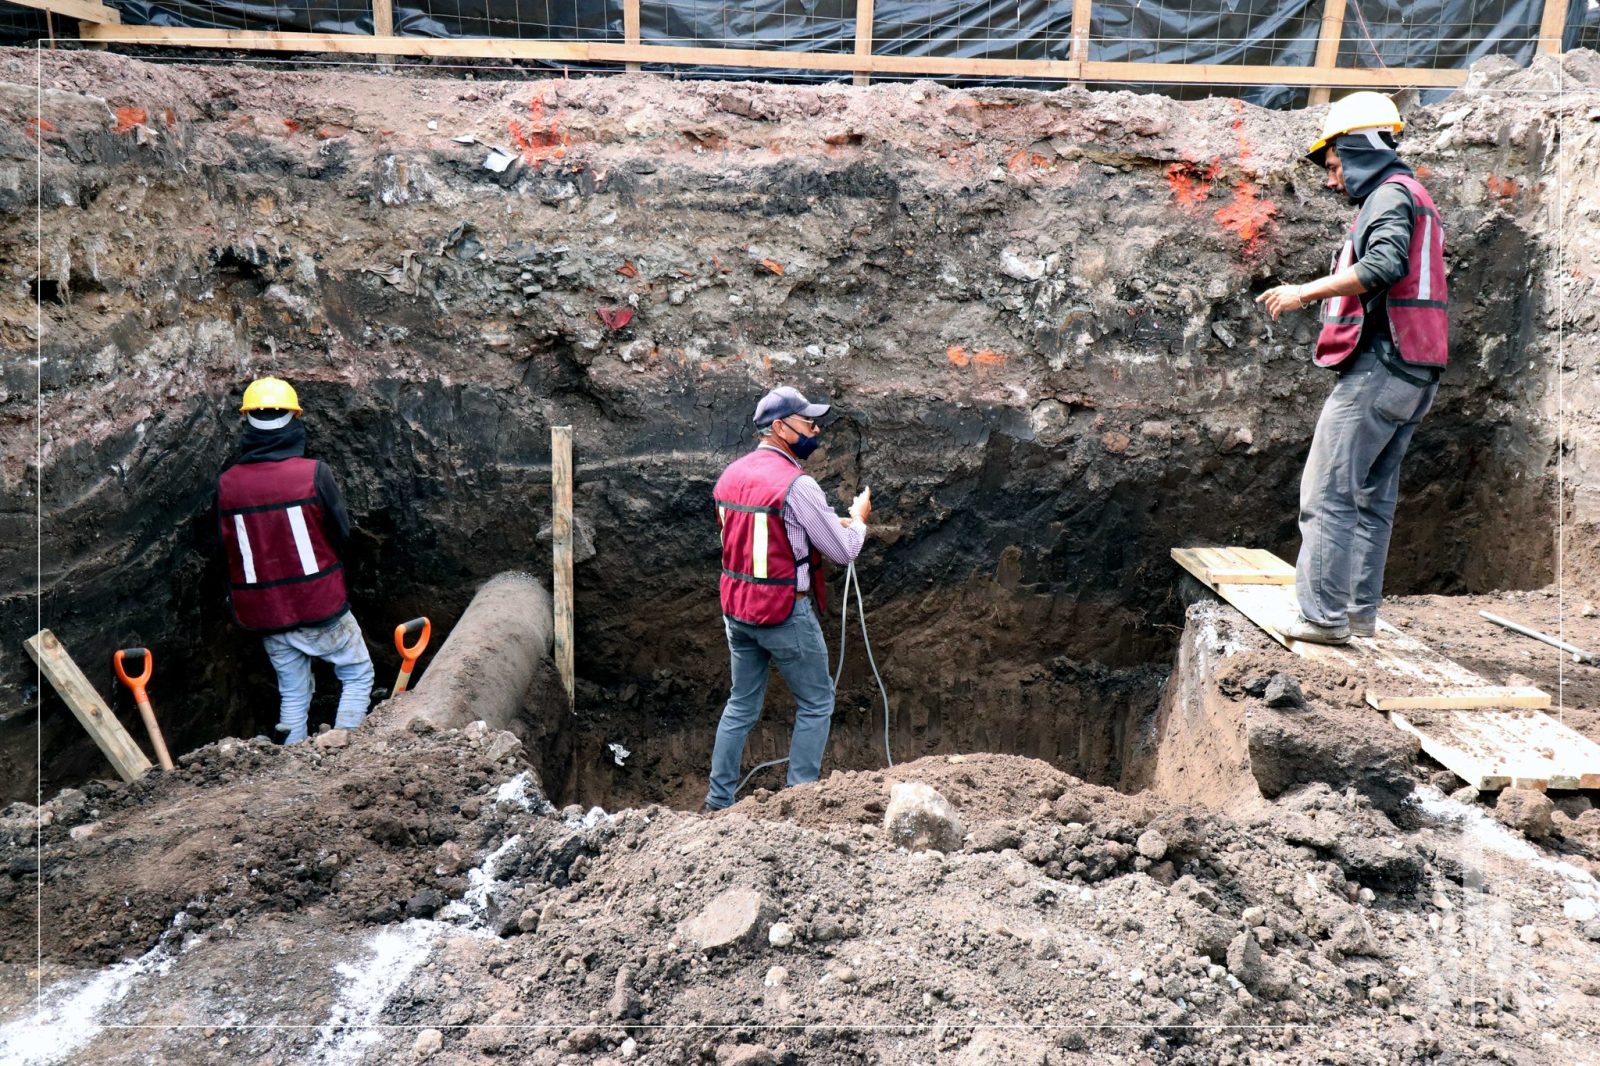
[240,376,302,414]
[1307,91,1404,163]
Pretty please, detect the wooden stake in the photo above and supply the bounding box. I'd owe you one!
[370,0,394,68]
[1537,0,1571,55]
[1307,0,1347,106]
[1070,0,1093,64]
[624,0,640,72]
[552,425,576,713]
[25,629,153,782]
[853,0,875,87]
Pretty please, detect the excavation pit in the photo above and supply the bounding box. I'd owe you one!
[0,51,1577,811]
[6,46,1600,1066]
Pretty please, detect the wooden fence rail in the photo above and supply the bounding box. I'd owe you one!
[43,0,1577,95]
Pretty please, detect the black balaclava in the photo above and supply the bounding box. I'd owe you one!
[1333,128,1412,205]
[238,416,307,463]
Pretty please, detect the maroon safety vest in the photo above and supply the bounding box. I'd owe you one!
[218,457,349,633]
[713,448,825,626]
[1315,174,1448,370]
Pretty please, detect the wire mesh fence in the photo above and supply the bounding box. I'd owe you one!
[1089,0,1322,67]
[0,1,51,43]
[1565,0,1600,49]
[641,0,851,53]
[397,0,618,40]
[1335,0,1546,71]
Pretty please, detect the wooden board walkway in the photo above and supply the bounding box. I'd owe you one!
[1174,546,1600,792]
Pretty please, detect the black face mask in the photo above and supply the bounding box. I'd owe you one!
[1332,130,1412,205]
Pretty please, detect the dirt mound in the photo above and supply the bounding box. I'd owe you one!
[724,752,1155,832]
[0,720,538,965]
[332,753,1600,1064]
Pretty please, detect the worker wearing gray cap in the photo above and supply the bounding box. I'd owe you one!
[705,386,872,811]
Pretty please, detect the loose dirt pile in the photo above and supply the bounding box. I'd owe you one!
[5,649,1600,1064]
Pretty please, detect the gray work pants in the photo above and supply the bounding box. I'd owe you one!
[1295,348,1439,628]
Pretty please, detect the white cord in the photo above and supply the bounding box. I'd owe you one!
[734,559,893,797]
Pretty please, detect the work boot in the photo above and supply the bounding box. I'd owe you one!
[1281,616,1350,646]
[1347,614,1377,638]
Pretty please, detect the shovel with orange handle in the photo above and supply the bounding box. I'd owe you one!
[113,647,175,770]
[392,617,432,695]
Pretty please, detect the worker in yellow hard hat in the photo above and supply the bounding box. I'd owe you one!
[1256,91,1450,646]
[216,377,374,742]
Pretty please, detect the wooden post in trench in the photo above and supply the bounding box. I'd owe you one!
[552,425,576,713]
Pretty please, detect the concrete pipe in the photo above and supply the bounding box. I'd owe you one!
[382,571,554,734]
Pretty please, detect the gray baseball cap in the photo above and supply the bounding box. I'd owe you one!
[753,386,830,427]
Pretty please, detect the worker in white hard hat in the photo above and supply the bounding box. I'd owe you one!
[217,377,375,742]
[1256,92,1450,646]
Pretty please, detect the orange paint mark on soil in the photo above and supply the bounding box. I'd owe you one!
[112,107,147,134]
[1214,180,1278,257]
[1166,160,1220,207]
[972,349,1006,366]
[946,346,970,367]
[1486,174,1520,201]
[283,118,302,134]
[759,259,784,276]
[24,117,56,138]
[510,96,571,164]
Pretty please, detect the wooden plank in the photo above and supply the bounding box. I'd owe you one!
[1179,545,1294,586]
[24,629,152,782]
[77,27,1474,88]
[1207,569,1296,585]
[552,425,575,713]
[1239,547,1294,574]
[1172,546,1554,706]
[1078,58,1466,88]
[623,0,640,73]
[1069,0,1093,63]
[1537,0,1571,55]
[9,0,119,24]
[370,0,393,36]
[1391,709,1600,791]
[1307,0,1347,106]
[853,0,875,87]
[1366,687,1552,712]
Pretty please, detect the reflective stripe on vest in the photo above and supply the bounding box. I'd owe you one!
[218,457,350,633]
[1314,174,1449,370]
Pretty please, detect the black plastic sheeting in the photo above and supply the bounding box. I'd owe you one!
[3,0,1598,107]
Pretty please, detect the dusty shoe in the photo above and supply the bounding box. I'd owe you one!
[1281,616,1350,646]
[1347,615,1377,638]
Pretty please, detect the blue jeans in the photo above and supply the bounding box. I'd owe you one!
[262,611,375,744]
[1296,349,1439,628]
[705,597,835,810]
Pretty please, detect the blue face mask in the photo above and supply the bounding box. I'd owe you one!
[790,431,821,460]
[781,418,821,460]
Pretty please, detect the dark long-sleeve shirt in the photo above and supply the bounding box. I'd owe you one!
[1349,182,1416,353]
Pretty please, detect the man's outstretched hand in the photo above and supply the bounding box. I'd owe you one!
[1256,285,1308,321]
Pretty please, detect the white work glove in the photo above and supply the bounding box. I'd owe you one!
[848,486,872,531]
